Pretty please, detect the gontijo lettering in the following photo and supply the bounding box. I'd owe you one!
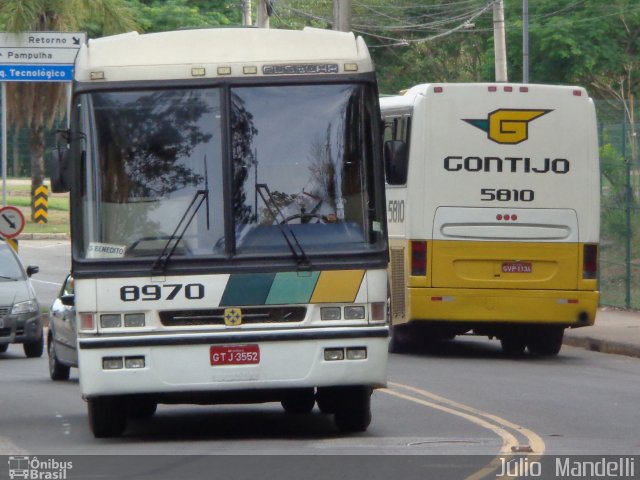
[443,156,570,174]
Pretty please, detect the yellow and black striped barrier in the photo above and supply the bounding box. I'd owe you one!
[4,237,19,253]
[0,233,19,253]
[33,185,49,224]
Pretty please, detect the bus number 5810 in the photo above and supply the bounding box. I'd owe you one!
[480,188,534,202]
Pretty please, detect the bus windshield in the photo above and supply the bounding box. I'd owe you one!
[76,83,384,264]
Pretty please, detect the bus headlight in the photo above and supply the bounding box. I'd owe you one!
[344,306,365,320]
[102,357,123,370]
[100,314,121,329]
[124,313,145,328]
[320,307,341,320]
[324,348,344,361]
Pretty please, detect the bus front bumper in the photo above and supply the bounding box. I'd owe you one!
[78,326,389,397]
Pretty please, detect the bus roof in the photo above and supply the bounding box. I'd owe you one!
[75,27,373,82]
[380,83,590,110]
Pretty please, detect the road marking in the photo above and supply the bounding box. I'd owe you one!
[30,279,63,286]
[383,382,546,479]
[383,389,519,453]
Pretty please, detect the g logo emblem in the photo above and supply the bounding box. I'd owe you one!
[464,109,551,144]
[224,308,242,326]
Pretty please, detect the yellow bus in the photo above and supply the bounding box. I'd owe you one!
[381,83,599,356]
[51,27,389,437]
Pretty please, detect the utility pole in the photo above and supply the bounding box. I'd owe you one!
[523,0,529,83]
[493,0,508,82]
[333,0,352,32]
[242,0,252,26]
[257,0,270,28]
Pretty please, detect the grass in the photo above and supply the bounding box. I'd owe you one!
[1,178,70,235]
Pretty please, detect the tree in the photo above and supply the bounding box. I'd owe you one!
[501,0,640,198]
[270,0,496,94]
[128,0,241,32]
[0,0,138,220]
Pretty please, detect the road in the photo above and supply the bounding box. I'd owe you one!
[2,240,639,478]
[1,340,639,478]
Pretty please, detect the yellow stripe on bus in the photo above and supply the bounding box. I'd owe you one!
[310,270,365,303]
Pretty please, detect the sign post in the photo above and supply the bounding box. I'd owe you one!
[0,31,86,207]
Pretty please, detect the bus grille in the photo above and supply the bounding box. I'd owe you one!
[159,306,307,326]
[390,247,406,320]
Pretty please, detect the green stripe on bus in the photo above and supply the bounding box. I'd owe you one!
[220,273,276,306]
[266,271,320,305]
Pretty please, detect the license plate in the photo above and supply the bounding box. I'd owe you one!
[502,262,532,273]
[210,344,260,366]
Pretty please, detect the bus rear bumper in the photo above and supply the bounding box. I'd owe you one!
[407,287,598,326]
[78,327,388,398]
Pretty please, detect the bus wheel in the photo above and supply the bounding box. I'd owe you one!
[388,324,409,353]
[88,396,127,438]
[281,389,315,414]
[527,327,565,356]
[331,386,372,433]
[500,335,527,356]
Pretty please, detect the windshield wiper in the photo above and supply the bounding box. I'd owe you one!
[151,189,209,275]
[0,275,18,281]
[256,183,311,271]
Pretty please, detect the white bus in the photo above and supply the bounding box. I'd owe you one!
[51,28,389,437]
[381,83,599,356]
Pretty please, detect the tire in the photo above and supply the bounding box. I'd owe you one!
[500,335,527,356]
[48,336,70,381]
[328,386,373,433]
[23,335,44,358]
[127,399,158,419]
[87,396,127,438]
[281,389,315,414]
[388,323,409,354]
[0,344,8,353]
[527,326,564,356]
[316,385,373,433]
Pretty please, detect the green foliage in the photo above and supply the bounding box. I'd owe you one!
[600,143,629,237]
[128,0,241,32]
[0,0,138,35]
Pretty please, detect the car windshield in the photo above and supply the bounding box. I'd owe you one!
[74,83,384,263]
[0,245,24,280]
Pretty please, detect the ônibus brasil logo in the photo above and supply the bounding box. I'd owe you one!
[463,109,552,145]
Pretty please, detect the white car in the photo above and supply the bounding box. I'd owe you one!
[47,274,77,380]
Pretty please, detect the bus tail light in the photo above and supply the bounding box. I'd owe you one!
[411,241,427,276]
[583,244,598,279]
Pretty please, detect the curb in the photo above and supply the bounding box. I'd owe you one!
[563,336,640,359]
[17,233,70,240]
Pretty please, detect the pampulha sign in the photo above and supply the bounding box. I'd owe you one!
[0,31,86,82]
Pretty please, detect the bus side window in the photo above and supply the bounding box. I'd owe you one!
[384,139,408,185]
[383,115,409,185]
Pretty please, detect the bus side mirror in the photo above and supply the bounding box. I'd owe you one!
[49,147,71,193]
[384,140,408,185]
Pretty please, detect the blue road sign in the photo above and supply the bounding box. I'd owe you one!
[0,64,74,82]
